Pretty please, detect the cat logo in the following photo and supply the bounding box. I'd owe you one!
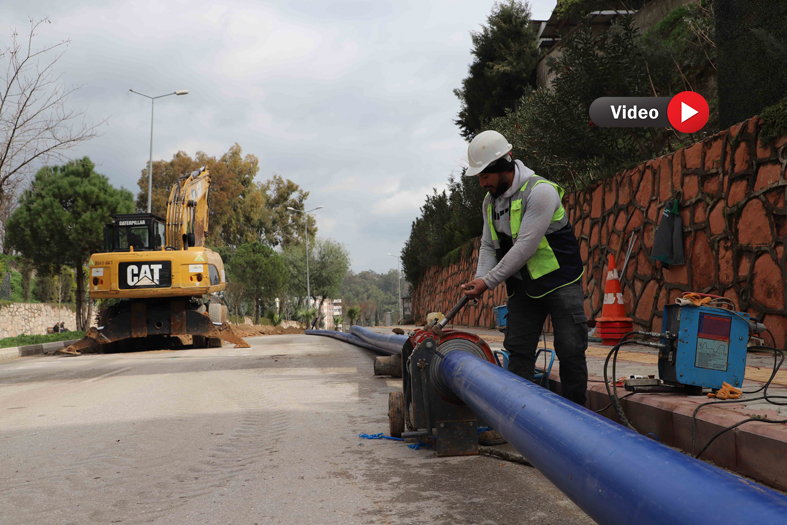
[119,261,172,289]
[127,264,162,286]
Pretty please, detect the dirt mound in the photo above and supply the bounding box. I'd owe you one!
[231,324,304,337]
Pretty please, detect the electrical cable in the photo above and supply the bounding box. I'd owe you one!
[596,299,787,461]
[765,328,777,348]
[602,331,674,431]
[742,345,783,395]
[695,417,787,459]
[595,392,635,413]
[602,333,642,431]
[692,345,787,458]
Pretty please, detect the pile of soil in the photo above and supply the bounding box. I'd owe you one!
[230,324,305,337]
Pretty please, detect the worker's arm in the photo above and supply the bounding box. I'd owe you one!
[480,184,560,290]
[462,197,496,298]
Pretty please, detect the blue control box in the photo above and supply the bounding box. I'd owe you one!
[660,305,749,389]
[493,305,508,332]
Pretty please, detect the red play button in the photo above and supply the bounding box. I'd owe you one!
[667,91,709,133]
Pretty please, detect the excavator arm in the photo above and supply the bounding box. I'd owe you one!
[166,166,211,250]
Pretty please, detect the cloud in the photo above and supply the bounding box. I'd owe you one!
[372,183,448,216]
[318,217,337,234]
[2,0,557,272]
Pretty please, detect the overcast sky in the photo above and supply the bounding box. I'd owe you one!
[5,0,556,273]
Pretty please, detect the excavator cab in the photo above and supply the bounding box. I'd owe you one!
[104,213,166,252]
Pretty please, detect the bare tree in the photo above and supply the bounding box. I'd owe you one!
[0,176,19,253]
[0,18,102,232]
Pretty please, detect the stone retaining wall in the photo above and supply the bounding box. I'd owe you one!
[412,117,787,348]
[0,303,76,339]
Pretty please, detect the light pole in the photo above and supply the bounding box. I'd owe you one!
[387,253,402,321]
[129,89,189,213]
[287,206,324,308]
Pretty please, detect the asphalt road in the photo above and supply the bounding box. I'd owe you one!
[0,334,592,524]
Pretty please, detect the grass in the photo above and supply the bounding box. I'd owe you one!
[0,331,86,349]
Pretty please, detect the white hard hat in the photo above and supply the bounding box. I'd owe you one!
[464,130,513,176]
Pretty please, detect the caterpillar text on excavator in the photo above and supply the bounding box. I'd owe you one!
[65,166,250,354]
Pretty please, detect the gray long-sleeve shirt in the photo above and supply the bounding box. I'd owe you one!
[475,160,561,290]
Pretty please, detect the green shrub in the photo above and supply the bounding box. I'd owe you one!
[760,95,787,146]
[9,271,24,303]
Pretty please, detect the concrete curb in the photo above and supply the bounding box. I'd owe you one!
[0,347,19,361]
[17,339,80,357]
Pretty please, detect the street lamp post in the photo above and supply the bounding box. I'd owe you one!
[387,253,402,321]
[287,206,324,308]
[129,89,189,213]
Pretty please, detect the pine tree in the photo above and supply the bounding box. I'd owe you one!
[454,1,540,139]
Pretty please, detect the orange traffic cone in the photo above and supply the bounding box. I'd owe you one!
[595,254,633,346]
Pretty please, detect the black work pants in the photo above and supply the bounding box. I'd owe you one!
[504,279,589,407]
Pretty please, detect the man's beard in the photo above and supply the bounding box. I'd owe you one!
[487,178,509,198]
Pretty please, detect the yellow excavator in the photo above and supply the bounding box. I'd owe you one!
[65,166,249,354]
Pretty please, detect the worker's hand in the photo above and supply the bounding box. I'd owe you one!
[461,278,488,299]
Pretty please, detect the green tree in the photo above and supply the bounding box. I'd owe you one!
[454,0,540,139]
[346,306,360,327]
[341,269,410,324]
[135,145,315,248]
[230,242,289,324]
[283,238,350,306]
[55,267,75,304]
[491,10,718,190]
[6,158,134,329]
[260,175,316,247]
[401,189,453,285]
[310,239,350,309]
[19,258,33,302]
[33,266,57,303]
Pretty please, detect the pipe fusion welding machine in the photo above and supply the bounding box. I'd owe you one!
[388,296,499,457]
[648,304,759,393]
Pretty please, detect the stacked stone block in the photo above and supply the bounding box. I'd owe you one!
[413,117,787,349]
[0,303,77,339]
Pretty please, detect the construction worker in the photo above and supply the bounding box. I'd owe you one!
[460,130,588,414]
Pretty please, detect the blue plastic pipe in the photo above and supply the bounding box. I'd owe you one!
[305,329,397,356]
[440,350,787,524]
[349,326,407,355]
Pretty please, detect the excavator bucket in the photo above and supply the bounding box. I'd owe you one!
[216,323,251,348]
[61,327,112,355]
